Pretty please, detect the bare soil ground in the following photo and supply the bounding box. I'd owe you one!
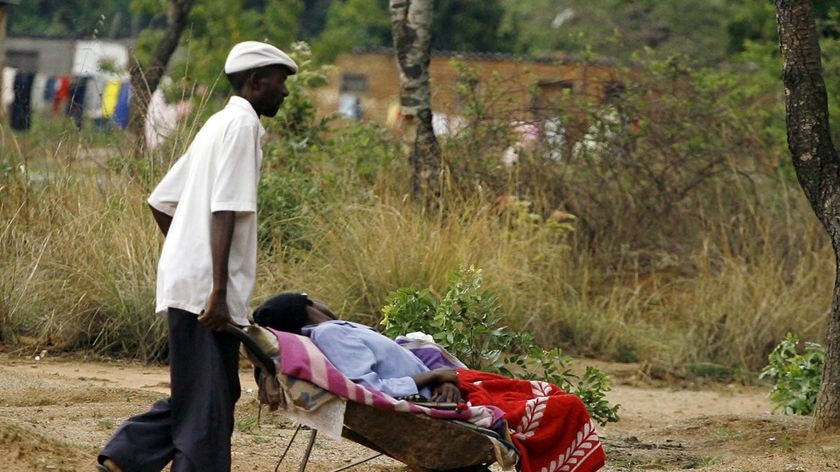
[1,352,838,472]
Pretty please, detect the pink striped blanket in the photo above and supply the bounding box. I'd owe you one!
[268,328,506,430]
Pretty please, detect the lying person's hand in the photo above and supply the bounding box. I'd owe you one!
[432,381,461,403]
[412,368,462,402]
[430,368,458,385]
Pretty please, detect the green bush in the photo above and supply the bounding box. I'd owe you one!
[380,266,619,425]
[759,333,824,415]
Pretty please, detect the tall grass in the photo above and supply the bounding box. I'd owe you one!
[1,119,166,359]
[0,130,831,373]
[263,180,830,375]
[0,172,165,358]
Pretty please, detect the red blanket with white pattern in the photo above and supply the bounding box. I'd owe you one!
[458,369,606,472]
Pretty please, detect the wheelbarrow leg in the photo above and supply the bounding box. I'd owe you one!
[327,452,384,472]
[297,429,317,472]
[274,425,318,472]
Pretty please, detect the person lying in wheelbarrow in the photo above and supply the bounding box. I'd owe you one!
[252,292,606,472]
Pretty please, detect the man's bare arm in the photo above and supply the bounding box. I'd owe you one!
[149,204,173,237]
[199,211,236,331]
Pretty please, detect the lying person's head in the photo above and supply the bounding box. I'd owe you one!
[252,292,337,334]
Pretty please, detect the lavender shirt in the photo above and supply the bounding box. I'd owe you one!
[302,320,433,399]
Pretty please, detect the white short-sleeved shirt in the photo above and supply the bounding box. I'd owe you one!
[148,96,264,325]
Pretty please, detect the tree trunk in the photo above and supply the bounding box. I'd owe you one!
[128,0,194,154]
[0,5,7,123]
[775,0,840,431]
[389,0,441,206]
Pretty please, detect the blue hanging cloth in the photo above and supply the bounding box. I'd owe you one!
[112,81,131,129]
[66,75,90,129]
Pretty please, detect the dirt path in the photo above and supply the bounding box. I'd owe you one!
[0,353,838,472]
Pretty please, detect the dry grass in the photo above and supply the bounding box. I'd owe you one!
[1,145,831,374]
[0,135,164,359]
[252,176,831,376]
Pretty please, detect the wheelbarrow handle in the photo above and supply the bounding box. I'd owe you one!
[223,324,277,377]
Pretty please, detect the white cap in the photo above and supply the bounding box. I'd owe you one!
[224,41,298,75]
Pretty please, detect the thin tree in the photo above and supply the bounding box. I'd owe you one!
[0,1,11,122]
[389,0,441,205]
[128,0,194,153]
[775,0,840,431]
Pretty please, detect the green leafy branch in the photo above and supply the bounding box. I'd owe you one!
[381,266,619,425]
[760,332,824,416]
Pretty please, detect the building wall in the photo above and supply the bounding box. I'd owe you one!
[315,51,623,127]
[4,37,133,76]
[5,37,74,75]
[73,39,130,76]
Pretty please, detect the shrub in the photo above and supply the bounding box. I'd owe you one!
[759,333,824,415]
[380,266,619,425]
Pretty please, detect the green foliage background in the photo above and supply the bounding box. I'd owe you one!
[9,0,838,61]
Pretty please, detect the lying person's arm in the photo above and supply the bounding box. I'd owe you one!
[411,368,461,403]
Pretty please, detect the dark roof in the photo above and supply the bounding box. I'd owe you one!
[354,46,618,67]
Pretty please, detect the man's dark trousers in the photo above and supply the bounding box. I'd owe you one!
[100,308,241,472]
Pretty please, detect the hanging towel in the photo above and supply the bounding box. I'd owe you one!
[53,76,71,114]
[84,75,106,119]
[112,81,131,129]
[31,74,48,115]
[2,67,17,116]
[43,76,56,103]
[102,79,122,118]
[11,72,35,131]
[66,76,90,129]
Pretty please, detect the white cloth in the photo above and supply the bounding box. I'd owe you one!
[337,93,361,120]
[283,398,347,440]
[145,88,192,150]
[145,90,174,150]
[84,75,106,119]
[148,96,264,325]
[224,41,298,74]
[2,67,17,115]
[432,113,466,137]
[31,74,48,114]
[432,113,449,136]
[404,331,435,343]
[501,121,540,166]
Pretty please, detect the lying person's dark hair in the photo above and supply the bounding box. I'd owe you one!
[252,292,313,335]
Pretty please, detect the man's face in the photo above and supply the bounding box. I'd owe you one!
[252,66,290,117]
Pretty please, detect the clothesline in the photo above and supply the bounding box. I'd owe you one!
[2,67,131,131]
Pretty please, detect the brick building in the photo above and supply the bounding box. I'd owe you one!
[315,48,625,128]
